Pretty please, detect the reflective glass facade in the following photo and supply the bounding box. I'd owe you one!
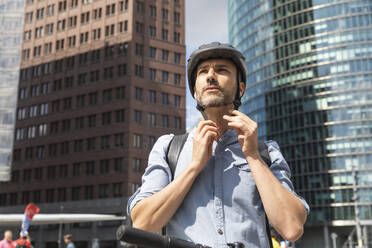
[228,0,372,227]
[0,0,25,181]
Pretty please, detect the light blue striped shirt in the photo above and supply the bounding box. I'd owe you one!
[127,128,309,248]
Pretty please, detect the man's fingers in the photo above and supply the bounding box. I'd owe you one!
[197,120,218,133]
[199,125,219,138]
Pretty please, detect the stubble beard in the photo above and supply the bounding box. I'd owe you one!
[196,88,235,109]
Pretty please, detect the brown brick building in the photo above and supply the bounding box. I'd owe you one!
[0,0,185,247]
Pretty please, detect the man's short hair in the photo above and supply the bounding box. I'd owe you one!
[64,234,72,240]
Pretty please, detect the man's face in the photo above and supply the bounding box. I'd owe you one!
[194,58,238,109]
[64,238,69,244]
[4,231,12,241]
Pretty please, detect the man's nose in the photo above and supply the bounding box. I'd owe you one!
[206,68,217,82]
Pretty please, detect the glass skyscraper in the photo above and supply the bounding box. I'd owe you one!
[228,0,372,247]
[0,0,25,181]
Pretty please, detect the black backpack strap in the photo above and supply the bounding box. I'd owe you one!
[258,141,274,248]
[166,133,189,180]
[258,141,271,166]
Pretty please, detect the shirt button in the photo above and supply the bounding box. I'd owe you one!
[217,229,223,235]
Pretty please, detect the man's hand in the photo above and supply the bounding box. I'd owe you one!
[190,120,219,173]
[223,110,259,158]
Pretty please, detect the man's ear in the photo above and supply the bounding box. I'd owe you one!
[239,82,245,97]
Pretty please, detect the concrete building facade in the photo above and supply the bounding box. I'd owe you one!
[0,0,185,247]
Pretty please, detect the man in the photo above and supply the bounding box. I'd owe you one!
[127,42,309,247]
[63,234,75,248]
[0,231,13,248]
[13,231,31,248]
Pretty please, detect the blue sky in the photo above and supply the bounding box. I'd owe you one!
[185,0,229,129]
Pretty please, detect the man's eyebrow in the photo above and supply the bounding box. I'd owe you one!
[197,63,230,70]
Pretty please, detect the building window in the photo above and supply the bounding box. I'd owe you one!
[150,5,156,18]
[80,11,90,24]
[115,109,125,122]
[133,134,141,148]
[135,22,144,33]
[174,53,181,64]
[174,73,181,86]
[105,24,115,37]
[62,119,71,132]
[80,32,89,44]
[149,68,157,81]
[68,35,76,47]
[149,47,156,58]
[92,28,101,40]
[136,0,144,14]
[93,8,102,19]
[36,8,45,19]
[116,87,126,99]
[148,136,156,150]
[76,95,85,108]
[71,187,80,201]
[174,116,182,129]
[45,23,54,35]
[47,4,55,16]
[72,163,82,176]
[57,19,66,31]
[162,115,169,128]
[64,77,73,89]
[106,3,116,16]
[162,50,169,61]
[135,43,144,56]
[103,66,114,80]
[113,183,123,197]
[162,71,169,83]
[58,0,67,12]
[102,112,112,125]
[90,70,100,82]
[162,8,168,21]
[104,45,115,59]
[133,158,142,172]
[174,95,181,107]
[99,184,109,198]
[86,137,96,151]
[115,133,124,147]
[135,87,143,101]
[135,65,144,78]
[174,11,180,24]
[100,159,109,174]
[88,114,97,127]
[114,157,123,172]
[68,16,77,27]
[119,21,128,33]
[74,139,83,153]
[119,0,128,11]
[103,89,113,103]
[148,113,156,127]
[162,29,168,41]
[60,141,69,155]
[85,185,94,200]
[149,26,156,37]
[57,188,66,201]
[101,135,110,149]
[118,64,127,77]
[134,110,142,124]
[174,32,181,43]
[89,92,98,105]
[118,42,128,55]
[86,161,95,175]
[47,166,56,179]
[148,90,156,103]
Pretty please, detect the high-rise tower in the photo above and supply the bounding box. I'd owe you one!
[228,0,372,247]
[0,0,185,247]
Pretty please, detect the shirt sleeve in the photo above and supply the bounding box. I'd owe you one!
[126,134,174,216]
[265,140,310,215]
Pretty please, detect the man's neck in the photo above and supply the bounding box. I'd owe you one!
[203,104,234,138]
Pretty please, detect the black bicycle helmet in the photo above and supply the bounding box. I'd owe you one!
[187,42,247,109]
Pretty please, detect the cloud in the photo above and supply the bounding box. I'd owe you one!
[185,0,229,129]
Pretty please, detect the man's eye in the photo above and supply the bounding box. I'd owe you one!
[198,69,208,74]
